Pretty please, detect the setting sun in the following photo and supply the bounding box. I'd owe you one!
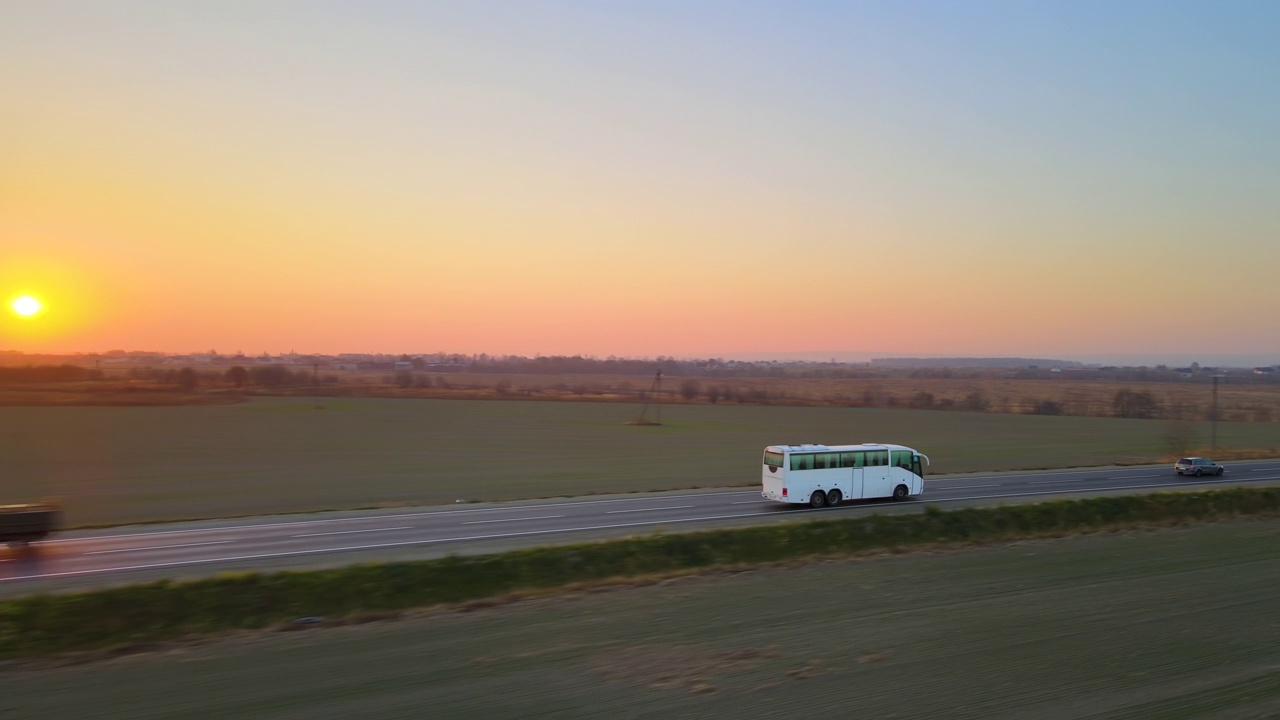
[11,295,43,317]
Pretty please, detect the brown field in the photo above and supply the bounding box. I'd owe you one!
[6,367,1278,424]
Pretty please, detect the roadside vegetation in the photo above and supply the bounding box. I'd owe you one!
[2,487,1277,661]
[12,517,1277,718]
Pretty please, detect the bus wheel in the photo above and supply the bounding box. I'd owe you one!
[809,491,827,508]
[826,489,842,506]
[892,485,909,501]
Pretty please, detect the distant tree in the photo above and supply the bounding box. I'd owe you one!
[225,365,249,388]
[910,392,935,408]
[1028,399,1064,415]
[249,365,297,388]
[705,385,721,404]
[176,367,199,391]
[680,379,701,400]
[1113,388,1161,419]
[394,371,414,388]
[960,391,990,412]
[0,365,100,383]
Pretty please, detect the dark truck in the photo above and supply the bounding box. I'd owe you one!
[0,503,60,547]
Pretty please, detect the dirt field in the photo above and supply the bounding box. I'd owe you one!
[4,519,1278,718]
[3,397,1277,527]
[6,367,1280,426]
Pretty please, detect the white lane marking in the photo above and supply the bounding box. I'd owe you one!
[1108,475,1162,480]
[86,540,232,556]
[45,491,764,545]
[731,500,764,505]
[950,484,1000,489]
[462,515,565,525]
[8,475,1280,583]
[606,505,695,514]
[292,526,412,538]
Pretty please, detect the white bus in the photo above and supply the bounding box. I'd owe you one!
[761,443,929,508]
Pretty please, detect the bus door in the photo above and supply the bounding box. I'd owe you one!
[842,451,865,499]
[863,449,891,498]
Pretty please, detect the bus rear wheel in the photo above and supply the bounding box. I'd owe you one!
[809,491,827,508]
[826,489,842,506]
[892,485,909,501]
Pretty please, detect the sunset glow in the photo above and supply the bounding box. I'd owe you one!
[1,3,1278,365]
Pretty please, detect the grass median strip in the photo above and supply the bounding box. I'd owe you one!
[3,486,1279,661]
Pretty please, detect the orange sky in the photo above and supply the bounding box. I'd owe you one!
[3,3,1279,363]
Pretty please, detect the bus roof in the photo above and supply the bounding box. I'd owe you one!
[765,443,917,453]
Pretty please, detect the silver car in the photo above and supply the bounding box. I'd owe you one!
[1174,457,1224,476]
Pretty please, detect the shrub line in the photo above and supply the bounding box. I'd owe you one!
[2,487,1278,660]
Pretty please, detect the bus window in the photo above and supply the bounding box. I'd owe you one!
[791,454,815,471]
[911,455,923,477]
[892,450,913,469]
[839,452,859,468]
[867,450,888,467]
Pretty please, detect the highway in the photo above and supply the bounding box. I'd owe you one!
[4,459,1280,596]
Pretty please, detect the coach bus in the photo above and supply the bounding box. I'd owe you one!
[761,443,929,508]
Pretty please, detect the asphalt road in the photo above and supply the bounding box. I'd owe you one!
[4,459,1279,596]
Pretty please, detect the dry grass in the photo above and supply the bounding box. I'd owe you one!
[5,369,1278,425]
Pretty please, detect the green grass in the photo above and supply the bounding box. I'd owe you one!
[3,519,1279,719]
[1,397,1276,527]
